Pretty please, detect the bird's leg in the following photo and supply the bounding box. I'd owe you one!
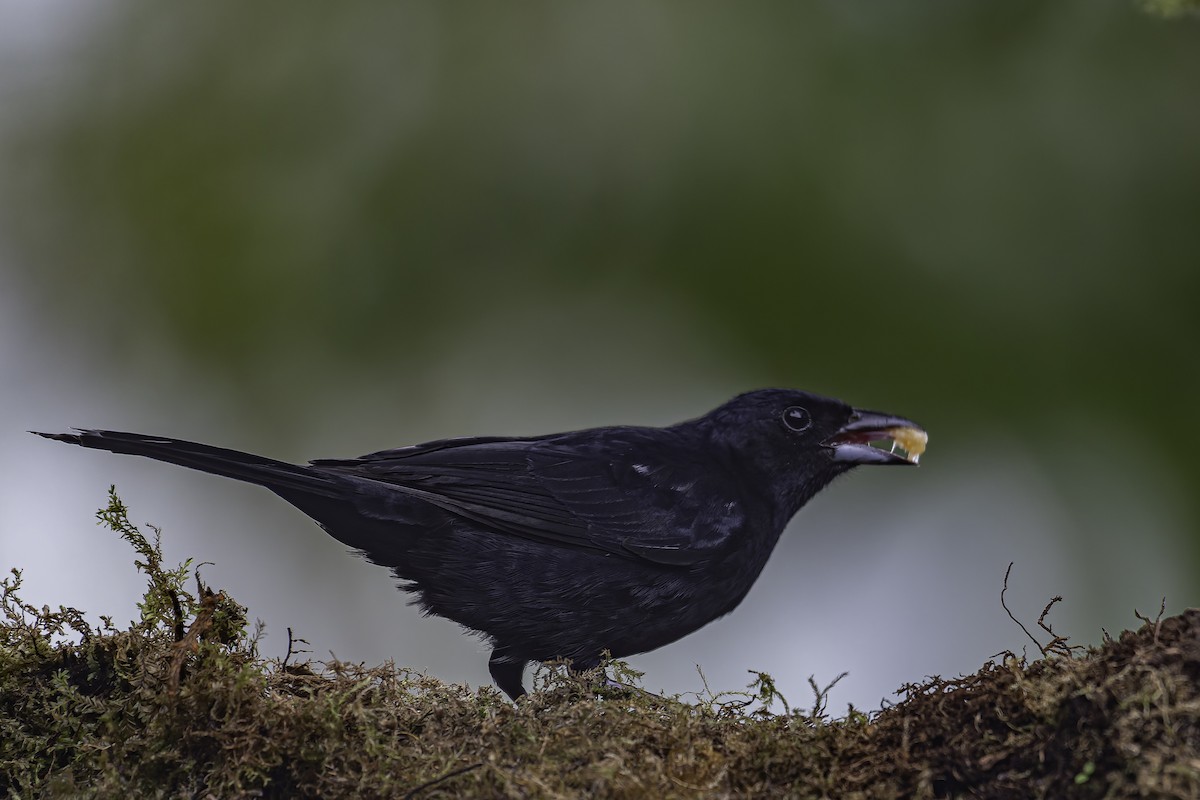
[489,647,528,702]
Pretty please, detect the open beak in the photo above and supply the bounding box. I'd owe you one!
[825,409,927,466]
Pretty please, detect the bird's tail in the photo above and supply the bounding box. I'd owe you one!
[33,429,343,499]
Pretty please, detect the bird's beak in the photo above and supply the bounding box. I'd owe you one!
[825,409,927,465]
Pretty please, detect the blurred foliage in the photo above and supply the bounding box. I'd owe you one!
[1140,0,1200,17]
[2,2,1198,508]
[4,494,1199,797]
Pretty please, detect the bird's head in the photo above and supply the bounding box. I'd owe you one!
[696,388,926,519]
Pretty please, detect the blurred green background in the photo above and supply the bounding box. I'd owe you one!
[1,0,1196,708]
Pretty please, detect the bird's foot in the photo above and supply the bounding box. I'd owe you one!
[598,673,661,700]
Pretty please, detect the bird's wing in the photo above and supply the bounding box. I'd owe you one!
[524,440,748,564]
[310,432,747,566]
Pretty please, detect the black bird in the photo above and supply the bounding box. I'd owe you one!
[35,389,926,700]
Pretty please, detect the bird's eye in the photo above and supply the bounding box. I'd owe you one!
[782,406,812,432]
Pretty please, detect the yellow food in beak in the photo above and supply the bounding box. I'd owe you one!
[889,427,928,463]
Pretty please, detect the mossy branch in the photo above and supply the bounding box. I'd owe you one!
[2,493,1198,798]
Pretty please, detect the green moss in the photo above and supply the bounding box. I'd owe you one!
[2,491,1198,798]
